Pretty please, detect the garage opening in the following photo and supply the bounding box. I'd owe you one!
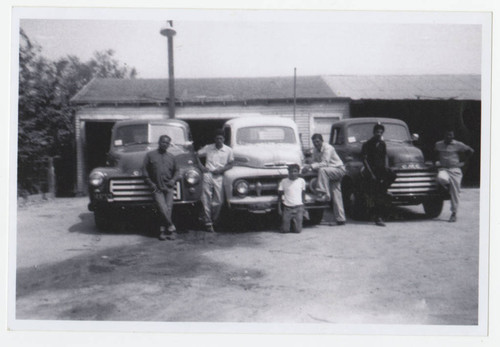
[186,119,229,150]
[85,121,115,173]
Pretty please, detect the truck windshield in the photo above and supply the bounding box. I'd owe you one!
[236,126,296,145]
[114,124,187,146]
[346,123,410,143]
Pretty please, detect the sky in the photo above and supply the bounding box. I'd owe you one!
[18,9,484,79]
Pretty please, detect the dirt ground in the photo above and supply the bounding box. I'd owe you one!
[15,190,480,325]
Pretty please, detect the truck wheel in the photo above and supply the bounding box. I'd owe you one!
[342,182,369,220]
[423,199,444,218]
[94,209,113,231]
[306,209,324,226]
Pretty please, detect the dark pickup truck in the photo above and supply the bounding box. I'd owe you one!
[87,119,203,230]
[330,117,448,219]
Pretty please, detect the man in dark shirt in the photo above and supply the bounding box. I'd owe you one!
[143,135,179,240]
[361,123,396,227]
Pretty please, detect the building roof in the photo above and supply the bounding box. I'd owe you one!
[224,116,298,128]
[322,75,480,100]
[70,76,333,105]
[70,74,481,105]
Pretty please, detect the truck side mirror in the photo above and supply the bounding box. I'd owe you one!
[411,133,420,142]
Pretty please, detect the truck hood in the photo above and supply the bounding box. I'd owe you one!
[386,142,425,165]
[342,142,425,167]
[113,144,194,174]
[232,144,303,168]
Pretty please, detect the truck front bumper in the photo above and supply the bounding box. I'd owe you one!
[227,194,328,213]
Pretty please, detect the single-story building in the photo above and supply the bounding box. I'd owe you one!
[70,74,480,194]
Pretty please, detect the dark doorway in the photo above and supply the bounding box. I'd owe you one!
[186,119,228,150]
[85,122,115,173]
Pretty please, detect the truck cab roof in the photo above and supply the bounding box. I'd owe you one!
[332,117,408,128]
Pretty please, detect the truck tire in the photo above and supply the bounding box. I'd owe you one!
[94,209,113,231]
[342,181,369,220]
[423,199,444,219]
[306,209,324,226]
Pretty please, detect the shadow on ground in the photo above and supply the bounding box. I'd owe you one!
[16,227,266,321]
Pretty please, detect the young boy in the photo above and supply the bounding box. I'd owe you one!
[277,164,306,233]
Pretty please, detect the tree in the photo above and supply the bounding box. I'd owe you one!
[18,29,137,196]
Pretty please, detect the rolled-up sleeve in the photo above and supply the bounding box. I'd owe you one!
[311,146,331,169]
[142,152,153,186]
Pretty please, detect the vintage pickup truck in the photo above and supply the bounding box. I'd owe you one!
[87,119,203,230]
[221,116,328,224]
[329,117,448,219]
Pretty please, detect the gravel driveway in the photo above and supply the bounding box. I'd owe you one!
[14,189,481,327]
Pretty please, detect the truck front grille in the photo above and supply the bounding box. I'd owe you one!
[245,178,280,197]
[388,170,439,196]
[234,176,317,197]
[109,178,181,202]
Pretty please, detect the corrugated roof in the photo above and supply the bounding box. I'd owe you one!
[70,74,481,105]
[70,76,334,105]
[321,75,480,100]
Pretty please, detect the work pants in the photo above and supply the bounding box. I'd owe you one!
[281,205,305,233]
[364,167,396,219]
[317,166,346,222]
[437,168,462,213]
[201,173,224,226]
[153,189,175,230]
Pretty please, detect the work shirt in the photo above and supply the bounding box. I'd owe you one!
[362,136,387,170]
[278,177,306,207]
[435,140,473,168]
[198,144,234,172]
[143,149,178,191]
[311,143,344,170]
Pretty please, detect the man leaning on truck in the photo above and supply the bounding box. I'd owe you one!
[361,123,396,227]
[434,129,474,223]
[197,129,234,232]
[303,133,346,225]
[143,135,179,241]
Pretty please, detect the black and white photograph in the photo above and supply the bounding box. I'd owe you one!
[4,3,494,345]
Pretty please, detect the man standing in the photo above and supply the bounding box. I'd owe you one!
[434,129,474,222]
[143,135,179,241]
[303,133,346,225]
[362,123,396,227]
[197,129,234,232]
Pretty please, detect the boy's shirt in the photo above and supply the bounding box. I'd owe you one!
[278,177,306,207]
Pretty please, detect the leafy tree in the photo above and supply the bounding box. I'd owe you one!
[18,29,136,196]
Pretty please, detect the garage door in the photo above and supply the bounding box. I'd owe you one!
[312,115,341,144]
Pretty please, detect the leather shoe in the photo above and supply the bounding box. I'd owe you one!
[159,231,168,241]
[336,221,346,226]
[166,232,177,240]
[448,213,457,223]
[375,218,386,227]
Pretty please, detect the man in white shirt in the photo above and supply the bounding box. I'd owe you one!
[277,164,306,233]
[303,133,346,225]
[434,129,474,222]
[197,129,234,232]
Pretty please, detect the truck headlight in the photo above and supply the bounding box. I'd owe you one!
[234,180,249,197]
[89,171,105,187]
[184,169,201,185]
